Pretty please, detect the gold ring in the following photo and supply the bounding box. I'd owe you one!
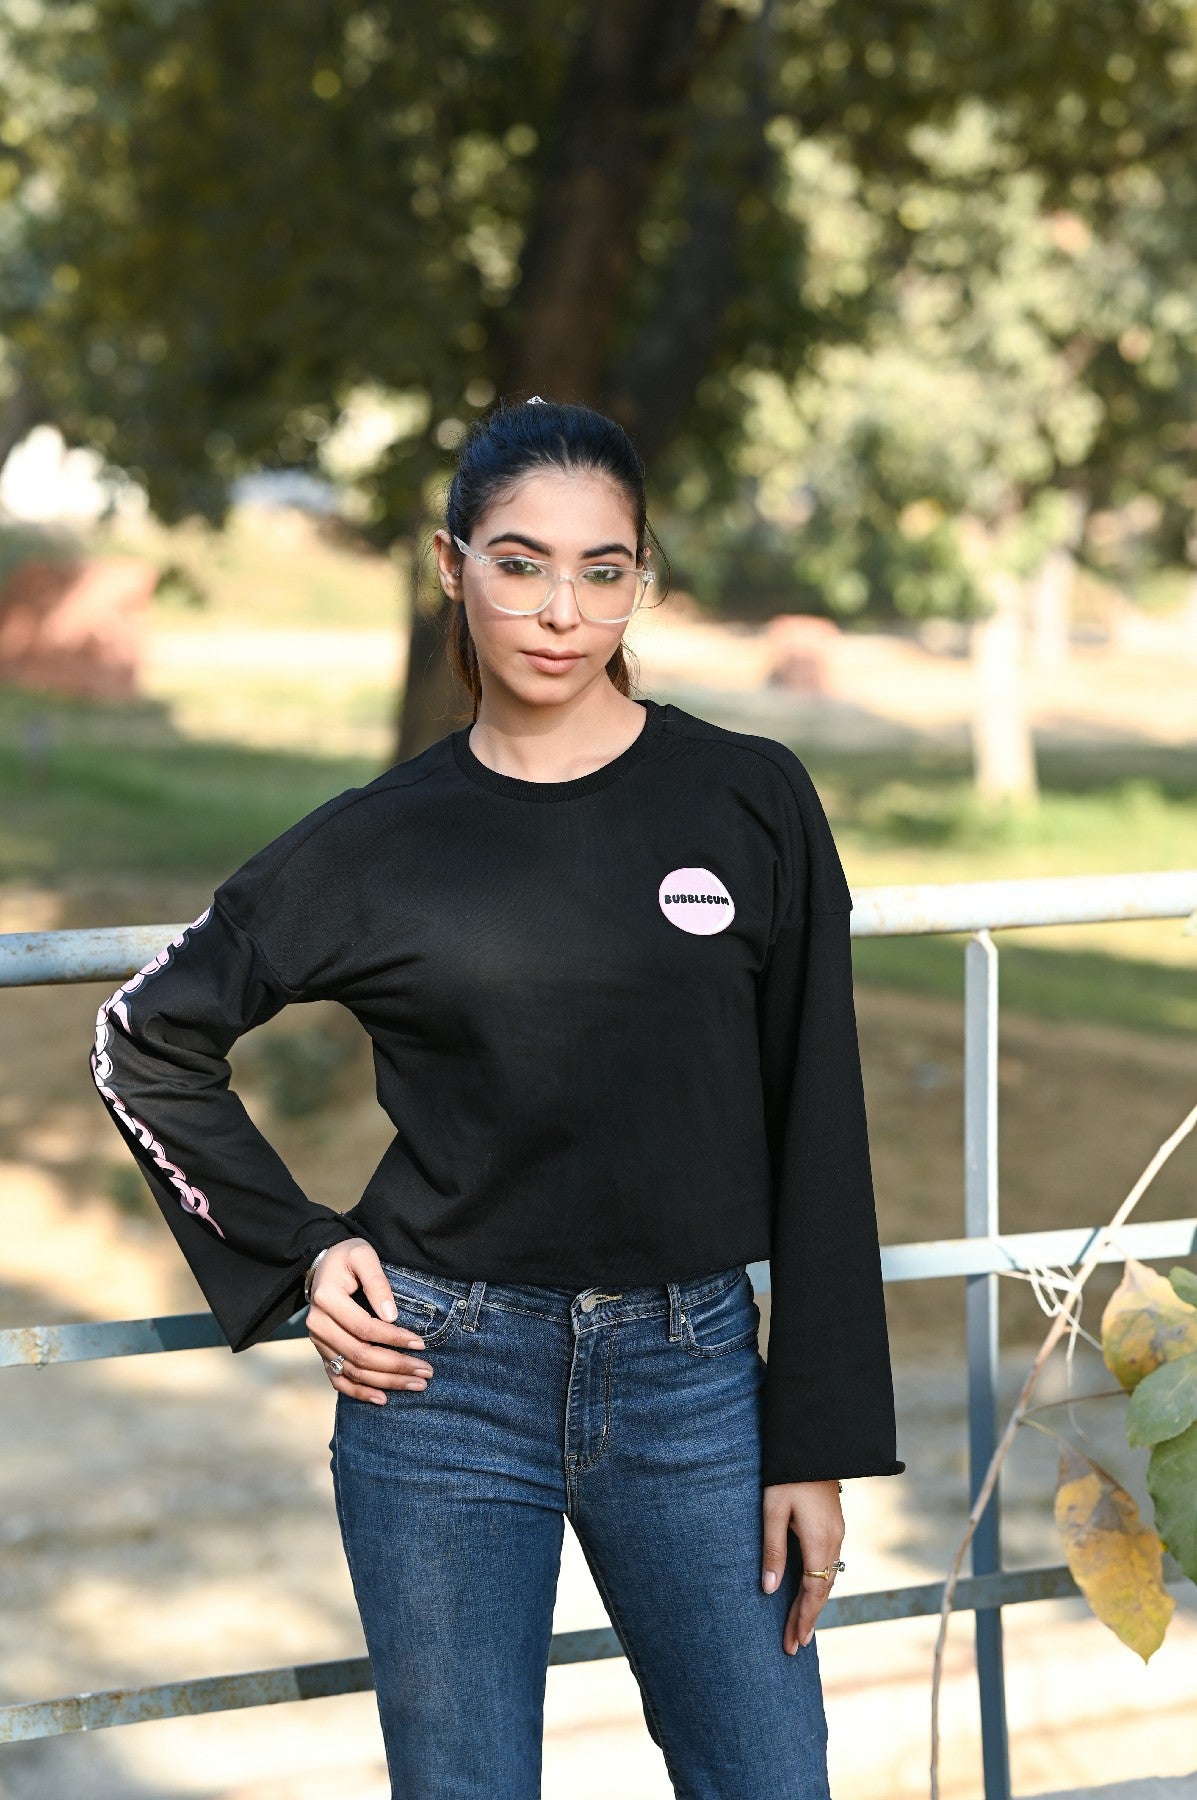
[803,1560,846,1580]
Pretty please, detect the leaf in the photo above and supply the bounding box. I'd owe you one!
[1054,1443,1174,1661]
[1101,1257,1197,1392]
[1147,1421,1197,1584]
[1169,1265,1197,1310]
[1127,1350,1197,1447]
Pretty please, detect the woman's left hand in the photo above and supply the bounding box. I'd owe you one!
[761,1478,845,1653]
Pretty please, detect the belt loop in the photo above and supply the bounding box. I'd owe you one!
[463,1279,486,1331]
[666,1280,684,1341]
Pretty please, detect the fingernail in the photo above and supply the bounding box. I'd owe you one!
[371,1394,386,1405]
[414,1365,433,1377]
[762,1570,778,1593]
[382,1300,398,1321]
[409,1336,425,1349]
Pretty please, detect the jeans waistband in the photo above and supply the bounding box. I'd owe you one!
[379,1259,750,1332]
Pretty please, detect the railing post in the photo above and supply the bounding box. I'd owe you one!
[964,930,1011,1800]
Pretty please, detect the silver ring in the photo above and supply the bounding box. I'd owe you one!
[324,1354,345,1377]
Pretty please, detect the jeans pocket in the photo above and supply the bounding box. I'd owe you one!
[680,1268,761,1357]
[381,1262,465,1347]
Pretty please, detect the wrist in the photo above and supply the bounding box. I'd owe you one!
[303,1243,338,1305]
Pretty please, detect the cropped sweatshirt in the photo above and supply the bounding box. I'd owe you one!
[88,695,904,1486]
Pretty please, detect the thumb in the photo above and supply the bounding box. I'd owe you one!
[346,1240,398,1322]
[761,1490,790,1594]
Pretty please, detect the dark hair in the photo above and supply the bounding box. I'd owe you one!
[436,396,669,720]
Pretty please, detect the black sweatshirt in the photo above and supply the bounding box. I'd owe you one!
[89,695,904,1486]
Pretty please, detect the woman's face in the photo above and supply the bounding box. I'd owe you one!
[434,468,644,710]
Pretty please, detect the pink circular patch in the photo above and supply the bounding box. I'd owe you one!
[658,866,735,935]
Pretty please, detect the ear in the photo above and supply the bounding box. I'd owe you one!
[433,529,464,600]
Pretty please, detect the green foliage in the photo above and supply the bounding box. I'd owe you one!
[1170,1266,1197,1311]
[1146,1422,1197,1583]
[3,0,1197,622]
[1127,1350,1197,1448]
[1101,1258,1197,1586]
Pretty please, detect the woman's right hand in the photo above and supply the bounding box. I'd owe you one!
[305,1238,436,1404]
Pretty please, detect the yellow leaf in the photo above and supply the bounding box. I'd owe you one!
[1101,1257,1197,1392]
[1054,1443,1174,1662]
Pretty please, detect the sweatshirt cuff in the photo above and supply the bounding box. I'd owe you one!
[761,1456,907,1486]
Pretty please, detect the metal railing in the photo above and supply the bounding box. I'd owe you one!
[3,869,1196,1798]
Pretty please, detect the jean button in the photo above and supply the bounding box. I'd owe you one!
[579,1294,597,1313]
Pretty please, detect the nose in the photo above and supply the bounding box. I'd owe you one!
[541,570,586,627]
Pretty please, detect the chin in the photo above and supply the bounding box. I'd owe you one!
[499,660,590,700]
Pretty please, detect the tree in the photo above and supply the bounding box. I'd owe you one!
[2,0,1194,764]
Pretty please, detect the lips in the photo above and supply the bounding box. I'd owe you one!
[522,649,582,668]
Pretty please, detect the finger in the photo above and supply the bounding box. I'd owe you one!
[309,1317,434,1377]
[784,1578,833,1654]
[314,1286,428,1350]
[760,1492,792,1595]
[328,1369,391,1405]
[330,1361,431,1401]
[312,1339,432,1404]
[345,1242,402,1326]
[307,1332,433,1382]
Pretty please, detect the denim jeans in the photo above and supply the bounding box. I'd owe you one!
[329,1260,831,1799]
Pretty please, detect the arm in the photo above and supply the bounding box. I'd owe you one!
[756,903,904,1485]
[89,895,362,1350]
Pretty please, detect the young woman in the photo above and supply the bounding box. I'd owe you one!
[89,397,904,1799]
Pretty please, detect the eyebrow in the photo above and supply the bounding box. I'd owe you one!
[483,531,635,559]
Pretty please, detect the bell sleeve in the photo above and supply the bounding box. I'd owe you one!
[755,759,905,1486]
[88,886,364,1352]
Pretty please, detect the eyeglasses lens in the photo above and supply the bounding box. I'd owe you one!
[486,557,644,621]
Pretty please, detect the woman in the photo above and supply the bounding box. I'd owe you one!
[89,396,904,1799]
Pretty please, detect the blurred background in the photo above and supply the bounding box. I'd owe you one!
[0,2,1195,1796]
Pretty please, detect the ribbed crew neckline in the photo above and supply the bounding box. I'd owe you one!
[452,696,666,801]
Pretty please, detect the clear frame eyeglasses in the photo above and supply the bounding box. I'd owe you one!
[452,533,655,624]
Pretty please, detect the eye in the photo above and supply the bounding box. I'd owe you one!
[495,557,547,578]
[580,564,630,585]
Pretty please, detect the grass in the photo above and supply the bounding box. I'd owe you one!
[1,508,1195,1039]
[0,695,376,885]
[851,934,1197,1039]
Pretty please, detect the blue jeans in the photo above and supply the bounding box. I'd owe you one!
[330,1260,831,1799]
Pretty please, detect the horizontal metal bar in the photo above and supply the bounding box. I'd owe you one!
[2,1562,1185,1742]
[0,924,191,989]
[879,1218,1197,1283]
[0,1311,307,1368]
[0,1655,376,1742]
[4,870,1196,987]
[5,1220,1194,1368]
[850,870,1197,937]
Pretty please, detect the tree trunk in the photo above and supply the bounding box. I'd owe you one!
[970,569,1039,804]
[394,0,770,763]
[395,507,472,758]
[1027,545,1073,669]
[1027,491,1084,670]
